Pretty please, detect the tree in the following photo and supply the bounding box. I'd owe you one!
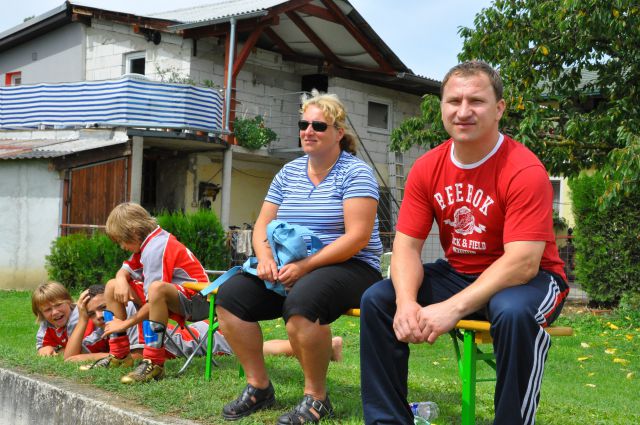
[391,0,640,206]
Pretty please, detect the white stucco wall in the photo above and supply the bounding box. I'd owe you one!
[85,19,192,81]
[0,160,62,289]
[0,23,85,85]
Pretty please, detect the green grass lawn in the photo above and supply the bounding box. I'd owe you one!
[1,290,638,424]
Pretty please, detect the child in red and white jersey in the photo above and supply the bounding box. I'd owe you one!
[32,282,101,356]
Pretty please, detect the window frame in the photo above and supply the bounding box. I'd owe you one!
[550,177,562,214]
[366,96,393,134]
[5,71,22,86]
[124,51,146,75]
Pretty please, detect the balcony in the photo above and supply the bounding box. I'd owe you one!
[0,75,223,132]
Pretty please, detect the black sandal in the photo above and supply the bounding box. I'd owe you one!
[277,394,333,424]
[222,381,275,420]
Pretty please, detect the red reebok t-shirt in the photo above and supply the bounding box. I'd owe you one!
[397,134,566,280]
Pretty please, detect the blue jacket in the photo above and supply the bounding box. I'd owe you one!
[200,220,323,297]
[243,220,323,296]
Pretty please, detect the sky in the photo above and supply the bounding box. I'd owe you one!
[0,0,494,80]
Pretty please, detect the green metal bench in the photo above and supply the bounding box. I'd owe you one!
[450,319,573,424]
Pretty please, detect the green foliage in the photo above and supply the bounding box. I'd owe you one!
[457,0,640,206]
[390,95,448,152]
[156,209,229,270]
[154,64,219,89]
[552,210,568,232]
[569,172,640,305]
[393,1,640,207]
[233,115,277,150]
[45,233,128,291]
[154,64,196,85]
[619,292,640,318]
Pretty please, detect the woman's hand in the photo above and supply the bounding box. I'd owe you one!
[278,259,309,289]
[256,257,279,282]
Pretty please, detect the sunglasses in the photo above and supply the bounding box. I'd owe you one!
[298,120,336,132]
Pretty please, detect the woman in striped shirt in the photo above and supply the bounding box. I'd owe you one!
[216,90,382,424]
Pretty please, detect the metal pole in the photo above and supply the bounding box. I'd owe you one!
[220,17,236,229]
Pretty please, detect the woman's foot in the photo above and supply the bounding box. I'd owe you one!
[222,381,275,420]
[277,394,333,424]
[330,337,343,362]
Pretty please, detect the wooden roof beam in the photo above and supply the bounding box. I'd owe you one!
[183,16,278,38]
[265,0,314,19]
[232,23,268,78]
[320,0,396,74]
[296,4,337,22]
[286,10,340,65]
[263,27,296,57]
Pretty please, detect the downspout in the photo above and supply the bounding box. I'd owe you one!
[220,17,236,229]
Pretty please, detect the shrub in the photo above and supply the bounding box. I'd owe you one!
[46,233,128,291]
[569,172,640,306]
[156,209,229,270]
[233,116,277,150]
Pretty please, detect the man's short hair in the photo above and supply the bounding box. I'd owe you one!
[86,284,105,301]
[105,202,157,245]
[441,60,503,101]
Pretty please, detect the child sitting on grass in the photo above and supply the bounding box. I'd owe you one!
[32,281,102,356]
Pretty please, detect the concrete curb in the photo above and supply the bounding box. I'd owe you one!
[0,367,201,425]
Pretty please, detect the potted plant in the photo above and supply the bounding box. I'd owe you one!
[233,115,277,150]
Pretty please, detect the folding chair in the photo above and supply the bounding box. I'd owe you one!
[183,267,242,380]
[166,269,226,375]
[165,317,210,375]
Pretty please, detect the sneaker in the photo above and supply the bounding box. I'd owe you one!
[79,354,133,371]
[120,359,165,384]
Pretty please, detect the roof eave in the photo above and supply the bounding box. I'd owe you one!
[0,3,71,53]
[167,10,269,32]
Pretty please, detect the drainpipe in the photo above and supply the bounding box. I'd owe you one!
[130,135,143,203]
[220,17,236,229]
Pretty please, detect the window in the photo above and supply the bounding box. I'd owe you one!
[5,71,21,86]
[125,52,146,75]
[550,178,561,213]
[367,100,390,131]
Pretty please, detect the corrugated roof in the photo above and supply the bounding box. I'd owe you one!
[150,0,286,23]
[0,134,127,160]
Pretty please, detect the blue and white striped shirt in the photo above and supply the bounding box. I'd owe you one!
[265,151,382,271]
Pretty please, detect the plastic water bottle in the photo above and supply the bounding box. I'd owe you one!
[410,401,439,424]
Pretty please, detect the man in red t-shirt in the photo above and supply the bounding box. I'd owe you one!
[360,61,570,425]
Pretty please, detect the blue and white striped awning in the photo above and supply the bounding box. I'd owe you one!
[0,76,223,131]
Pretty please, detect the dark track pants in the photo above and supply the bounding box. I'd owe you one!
[360,259,569,425]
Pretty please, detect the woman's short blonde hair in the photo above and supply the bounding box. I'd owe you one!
[105,202,157,245]
[301,90,357,154]
[31,281,73,323]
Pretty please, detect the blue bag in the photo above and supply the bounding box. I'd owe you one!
[242,220,324,296]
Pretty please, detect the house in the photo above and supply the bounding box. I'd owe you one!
[0,0,440,289]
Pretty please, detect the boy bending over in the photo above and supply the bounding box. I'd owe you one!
[101,202,211,384]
